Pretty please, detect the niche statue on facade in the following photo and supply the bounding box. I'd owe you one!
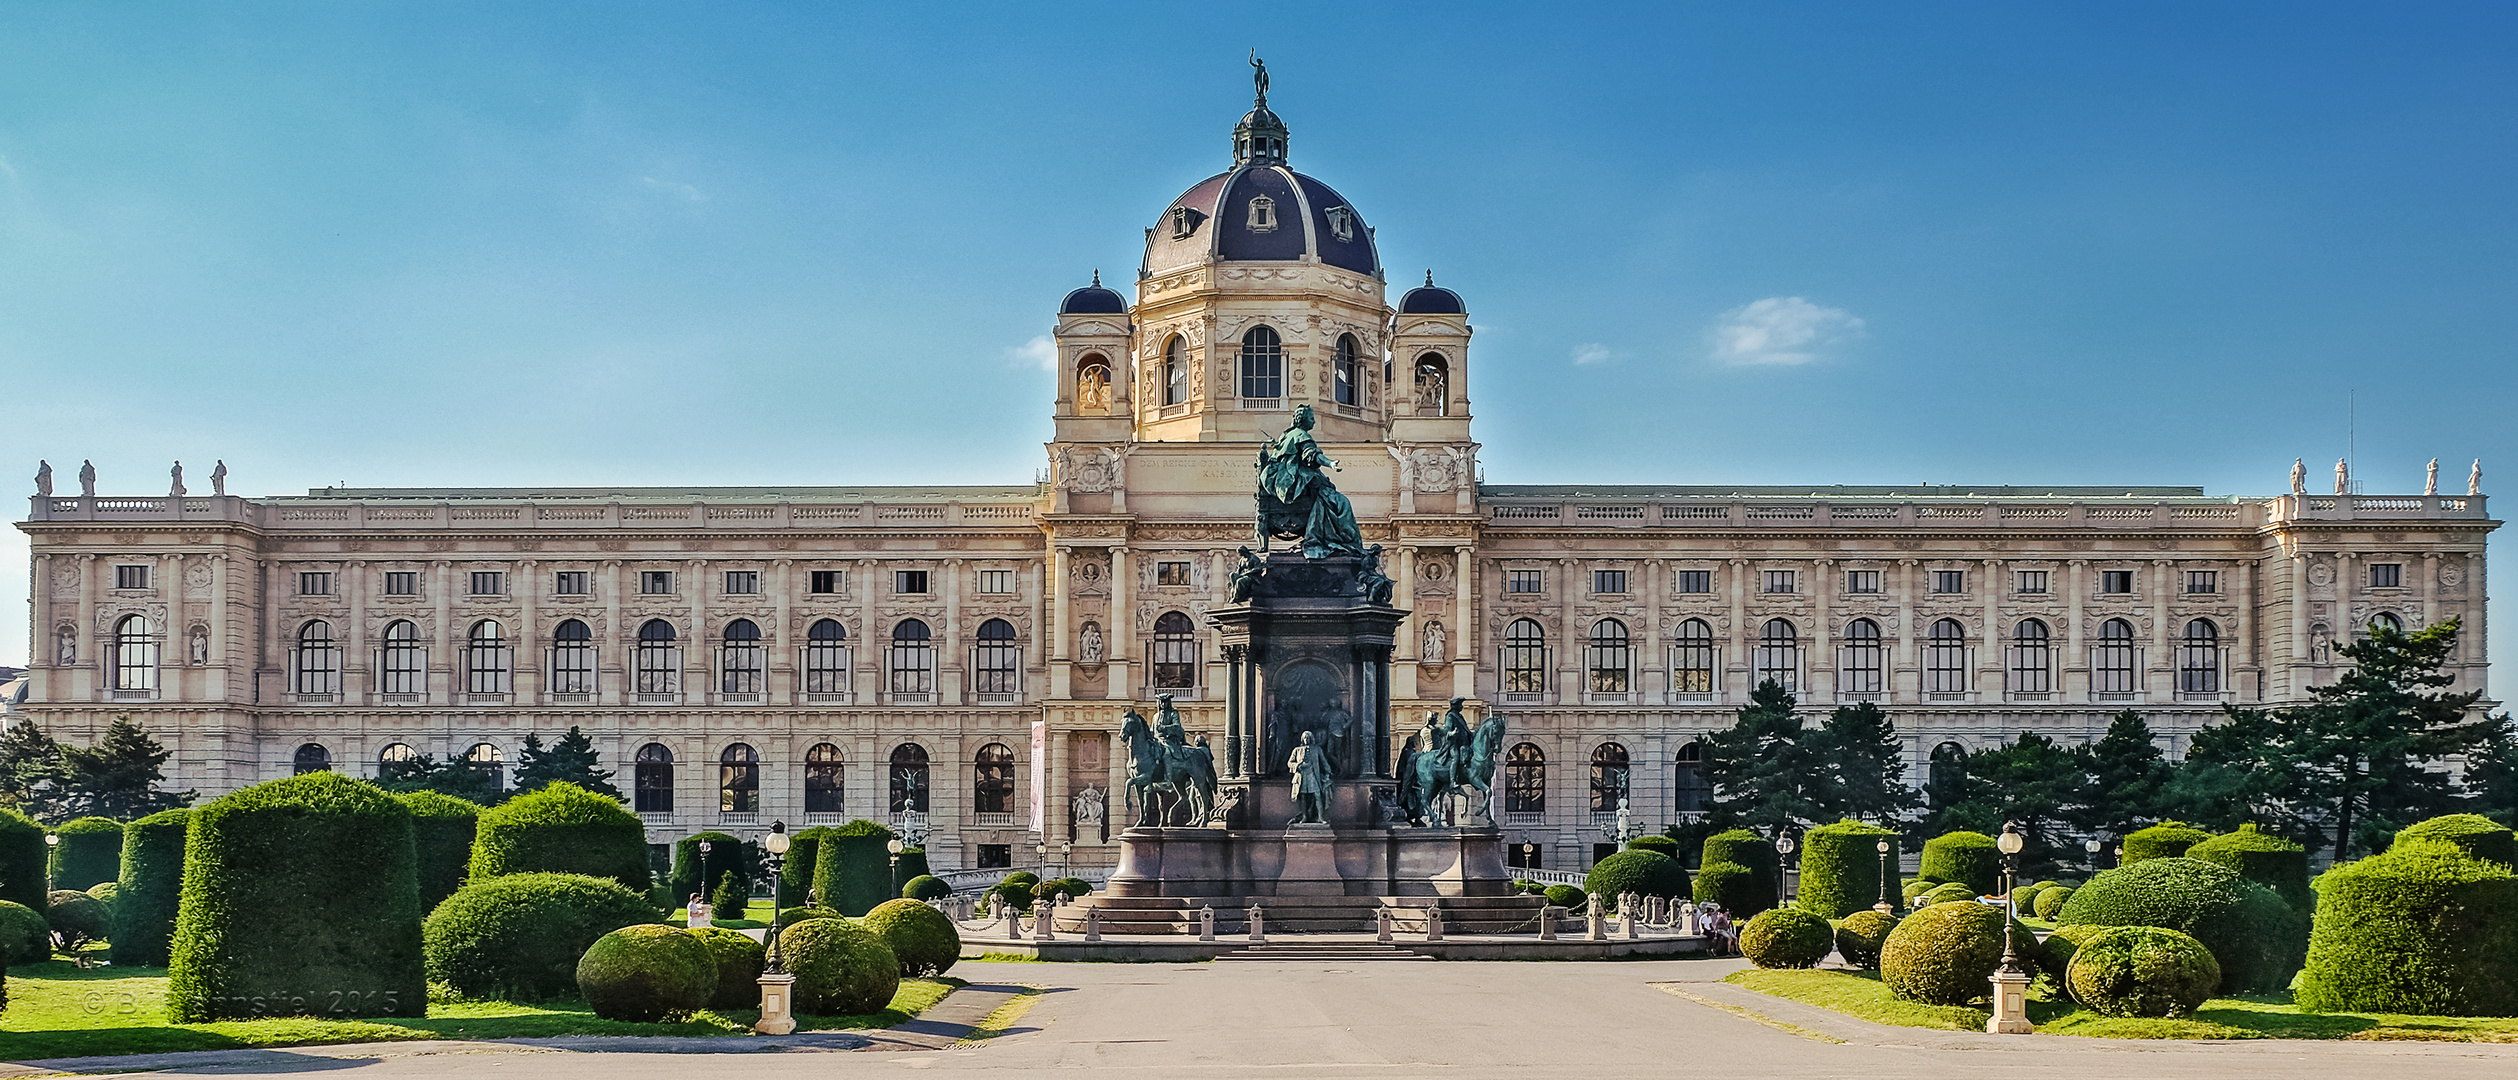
[1078,621,1105,666]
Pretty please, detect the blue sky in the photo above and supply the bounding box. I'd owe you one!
[2,2,2511,686]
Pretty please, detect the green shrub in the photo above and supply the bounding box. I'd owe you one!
[2294,839,2518,1016]
[782,827,832,902]
[811,820,898,917]
[1796,821,1900,918]
[421,872,656,1001]
[2033,886,2074,920]
[902,874,950,901]
[1879,897,2032,1005]
[0,808,45,911]
[1922,882,1978,906]
[1542,884,1587,910]
[86,881,117,906]
[396,791,480,913]
[780,916,901,1016]
[574,924,715,1022]
[2039,923,2109,993]
[1740,907,1834,968]
[688,926,766,1009]
[46,890,109,948]
[1919,832,1999,895]
[2009,882,2048,910]
[776,905,844,934]
[110,808,188,967]
[1835,910,1898,969]
[2122,822,2214,863]
[1691,863,1770,917]
[1001,870,1041,888]
[0,900,49,964]
[2066,926,2221,1017]
[2054,856,2304,993]
[1625,835,1681,859]
[49,817,124,893]
[2391,813,2517,866]
[167,773,426,1021]
[891,847,932,895]
[1049,876,1092,900]
[1901,877,1935,906]
[1583,850,1690,904]
[1701,829,1781,913]
[669,831,753,911]
[862,898,959,976]
[467,783,650,890]
[2187,825,2313,911]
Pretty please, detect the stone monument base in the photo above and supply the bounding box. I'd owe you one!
[1104,825,1510,899]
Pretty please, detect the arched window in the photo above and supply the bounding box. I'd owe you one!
[2009,619,2052,694]
[293,743,332,775]
[804,619,848,693]
[1503,618,1546,694]
[1162,336,1186,406]
[294,620,341,696]
[1333,333,1361,406]
[1587,619,1630,693]
[2093,618,2137,693]
[636,619,679,694]
[111,614,158,692]
[1413,353,1448,415]
[550,619,594,694]
[975,618,1020,695]
[380,620,424,695]
[1924,618,1967,694]
[1674,740,1709,813]
[1505,742,1546,813]
[634,743,674,813]
[804,743,844,814]
[1238,325,1283,399]
[1928,742,1968,808]
[466,620,511,695]
[464,742,504,793]
[719,743,760,813]
[720,619,764,694]
[1839,618,1883,694]
[889,743,931,813]
[378,742,419,782]
[2179,619,2221,693]
[974,743,1016,814]
[888,619,934,696]
[1152,611,1197,689]
[1589,743,1631,813]
[1672,618,1714,693]
[1754,618,1799,692]
[2371,612,2404,633]
[1077,353,1112,414]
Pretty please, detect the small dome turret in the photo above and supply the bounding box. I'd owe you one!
[1059,270,1128,315]
[1399,271,1465,314]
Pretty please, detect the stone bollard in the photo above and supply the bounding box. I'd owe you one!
[1624,895,1641,941]
[1085,906,1103,942]
[1247,903,1267,943]
[1586,895,1607,942]
[1004,903,1024,941]
[1424,904,1444,942]
[1376,906,1394,944]
[1198,905,1216,942]
[1539,904,1559,940]
[1057,892,1071,909]
[1648,896,1666,926]
[1680,901,1700,936]
[1033,899,1056,942]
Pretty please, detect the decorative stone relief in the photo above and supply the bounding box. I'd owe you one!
[1056,446,1126,494]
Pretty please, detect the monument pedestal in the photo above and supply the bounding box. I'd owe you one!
[1104,824,1510,899]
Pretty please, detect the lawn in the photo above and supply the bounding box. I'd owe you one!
[0,960,958,1061]
[1725,969,2518,1042]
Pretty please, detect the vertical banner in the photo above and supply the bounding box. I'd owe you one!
[1030,715,1048,834]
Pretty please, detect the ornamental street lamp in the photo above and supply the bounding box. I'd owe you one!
[2084,837,2104,872]
[1774,833,1798,904]
[1873,839,1896,915]
[1987,821,2033,1034]
[695,838,713,920]
[762,824,791,970]
[755,821,798,1035]
[886,837,904,888]
[1060,840,1073,880]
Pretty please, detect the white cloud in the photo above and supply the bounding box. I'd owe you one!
[1709,296,1864,366]
[1008,335,1057,371]
[1570,343,1613,366]
[640,176,706,203]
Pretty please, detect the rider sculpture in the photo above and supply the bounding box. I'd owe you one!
[1120,694,1219,827]
[1398,698,1506,826]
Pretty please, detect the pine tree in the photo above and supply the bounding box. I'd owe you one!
[2072,710,2170,837]
[2463,713,2518,828]
[1804,701,1918,826]
[2160,705,2304,833]
[57,717,196,820]
[0,717,67,819]
[376,751,501,804]
[511,726,621,799]
[1958,731,2086,872]
[2281,618,2490,861]
[1702,679,1815,833]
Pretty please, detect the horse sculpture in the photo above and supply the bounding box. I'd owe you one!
[1120,708,1218,827]
[1401,701,1507,826]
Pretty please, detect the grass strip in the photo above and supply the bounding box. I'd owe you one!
[950,987,1045,1047]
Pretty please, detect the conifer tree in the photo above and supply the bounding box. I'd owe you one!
[511,726,621,799]
[0,717,66,818]
[2281,618,2490,860]
[1803,701,1918,826]
[2071,710,2170,837]
[2463,713,2518,828]
[1702,679,1815,833]
[1956,731,2085,866]
[58,717,195,820]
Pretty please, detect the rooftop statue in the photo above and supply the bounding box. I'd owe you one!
[1256,404,1364,558]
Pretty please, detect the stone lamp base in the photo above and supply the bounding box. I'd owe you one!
[1985,969,2034,1034]
[756,973,798,1035]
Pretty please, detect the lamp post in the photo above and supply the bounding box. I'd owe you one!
[886,837,904,893]
[2084,837,2104,874]
[1986,820,2033,1034]
[1774,832,1797,904]
[695,838,714,923]
[1873,839,1896,915]
[755,821,798,1035]
[1060,840,1073,880]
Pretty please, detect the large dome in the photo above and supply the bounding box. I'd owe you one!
[1139,80,1381,281]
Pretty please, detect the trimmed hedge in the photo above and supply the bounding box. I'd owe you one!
[780,916,901,1016]
[2039,923,2109,992]
[2122,822,2214,863]
[422,872,656,1001]
[2033,886,2074,920]
[1901,877,1934,906]
[397,791,480,913]
[689,926,766,1009]
[0,900,49,965]
[2187,825,2312,911]
[1919,832,1999,895]
[1880,897,2033,1005]
[1922,882,1977,906]
[1625,835,1681,859]
[1584,850,1691,904]
[1740,907,1834,968]
[2054,856,2304,993]
[902,874,950,901]
[1702,829,1782,912]
[2391,814,2516,866]
[47,890,110,947]
[49,817,125,893]
[111,808,189,967]
[1835,910,1898,969]
[0,808,45,910]
[670,832,753,910]
[775,905,844,933]
[782,826,833,902]
[1797,821,1900,919]
[167,773,426,1020]
[576,924,715,1022]
[1691,863,1767,917]
[2294,839,2518,1015]
[862,898,959,976]
[468,783,650,890]
[88,881,117,905]
[1543,884,1588,910]
[891,847,932,896]
[812,820,898,917]
[2066,926,2221,1017]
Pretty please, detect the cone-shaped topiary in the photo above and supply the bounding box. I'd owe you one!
[688,926,766,1009]
[0,808,45,911]
[167,773,425,1020]
[2065,926,2221,1017]
[779,917,901,1016]
[2033,885,2074,920]
[1584,850,1691,904]
[575,924,716,1022]
[812,820,898,917]
[1740,907,1835,968]
[1797,821,1901,918]
[0,900,49,965]
[902,874,950,901]
[2187,825,2312,911]
[2390,814,2516,866]
[110,808,188,967]
[1691,863,1768,917]
[467,782,649,890]
[422,872,656,1001]
[1919,832,1999,895]
[2054,856,2304,993]
[2294,839,2518,1016]
[1879,897,2035,1005]
[397,791,480,914]
[2122,822,2214,863]
[862,898,960,976]
[48,817,124,893]
[1835,910,1898,969]
[46,890,109,948]
[1542,884,1587,910]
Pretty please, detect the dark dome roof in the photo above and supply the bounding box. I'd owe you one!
[1399,273,1464,314]
[1143,166,1379,278]
[1060,271,1128,314]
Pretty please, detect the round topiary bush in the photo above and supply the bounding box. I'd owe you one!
[688,926,766,1009]
[422,872,658,1001]
[1584,850,1690,904]
[575,924,716,1022]
[167,772,427,1021]
[986,878,1038,911]
[1797,821,1901,918]
[1922,881,1978,906]
[2294,839,2518,1016]
[1051,877,1092,900]
[1920,832,1999,895]
[397,791,481,914]
[110,808,188,967]
[2187,825,2312,911]
[2033,885,2074,921]
[2053,856,2304,993]
[780,917,901,1016]
[0,900,50,965]
[49,817,125,893]
[2065,926,2221,1017]
[776,905,844,933]
[0,808,46,911]
[46,890,109,948]
[862,898,960,976]
[901,875,950,901]
[1690,863,1768,917]
[1543,884,1588,910]
[2122,822,2214,863]
[2391,814,2517,866]
[1625,835,1681,859]
[468,783,651,890]
[2039,922,2109,987]
[86,881,117,906]
[811,820,899,917]
[1835,909,1898,969]
[1881,898,2035,1005]
[1901,877,1935,906]
[1740,907,1835,968]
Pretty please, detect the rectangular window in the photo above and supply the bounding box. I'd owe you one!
[2017,570,2048,594]
[895,570,929,594]
[1932,570,1965,594]
[1676,570,1712,594]
[1762,570,1796,594]
[976,844,1012,870]
[469,571,504,596]
[384,571,418,596]
[299,572,333,596]
[2185,570,2218,595]
[640,570,674,595]
[553,571,589,595]
[809,570,843,594]
[1507,569,1544,594]
[1592,569,1628,594]
[114,565,150,590]
[1156,561,1191,586]
[978,569,1014,594]
[2370,563,2402,588]
[2100,570,2135,594]
[1845,570,1880,594]
[724,570,759,594]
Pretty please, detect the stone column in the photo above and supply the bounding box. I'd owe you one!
[770,558,792,702]
[1109,547,1133,697]
[1893,559,1917,703]
[344,559,367,703]
[432,560,454,702]
[1980,557,2001,700]
[600,560,624,705]
[1049,726,1070,846]
[1451,548,1473,697]
[75,553,99,677]
[516,558,538,701]
[209,553,231,702]
[1224,644,1246,777]
[2234,558,2257,700]
[1812,558,1834,701]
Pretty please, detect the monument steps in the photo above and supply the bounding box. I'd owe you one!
[1214,942,1433,961]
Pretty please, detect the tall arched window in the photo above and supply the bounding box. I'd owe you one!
[2179,619,2221,693]
[975,618,1020,695]
[293,743,332,775]
[1839,618,1883,694]
[2009,619,2052,693]
[550,619,594,694]
[974,743,1016,814]
[1238,325,1283,399]
[466,620,511,694]
[2371,612,2404,633]
[378,742,419,782]
[1674,740,1709,813]
[1754,618,1799,691]
[636,619,679,694]
[112,614,158,692]
[379,620,424,695]
[1587,619,1631,693]
[1503,618,1546,693]
[1505,742,1546,813]
[634,743,673,813]
[1162,336,1186,406]
[1413,353,1448,415]
[888,619,934,696]
[1924,618,1967,693]
[1928,742,1968,808]
[294,620,341,695]
[1152,611,1197,689]
[889,743,930,813]
[1672,618,1714,693]
[1076,353,1112,413]
[1589,743,1631,812]
[2093,618,2137,693]
[1333,333,1361,406]
[464,742,504,793]
[719,743,760,812]
[720,619,764,694]
[804,743,844,814]
[805,619,848,693]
